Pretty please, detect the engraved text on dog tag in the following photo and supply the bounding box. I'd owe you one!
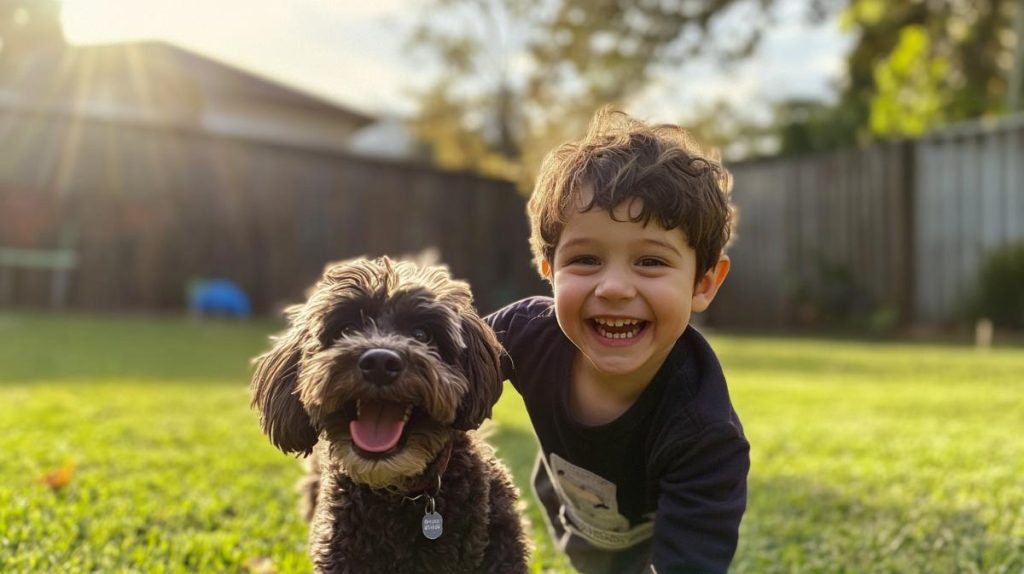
[422,512,443,540]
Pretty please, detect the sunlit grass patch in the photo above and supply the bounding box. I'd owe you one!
[1,314,1022,572]
[717,336,1024,573]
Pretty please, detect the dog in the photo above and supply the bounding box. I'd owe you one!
[250,256,530,573]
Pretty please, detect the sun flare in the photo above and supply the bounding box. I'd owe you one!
[61,0,263,44]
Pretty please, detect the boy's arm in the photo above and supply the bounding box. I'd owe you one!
[483,303,519,384]
[651,422,749,574]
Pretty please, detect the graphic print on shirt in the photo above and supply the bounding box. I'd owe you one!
[547,453,654,550]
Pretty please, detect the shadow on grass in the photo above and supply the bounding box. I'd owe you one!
[485,421,540,491]
[0,313,279,385]
[483,417,578,572]
[737,475,1022,573]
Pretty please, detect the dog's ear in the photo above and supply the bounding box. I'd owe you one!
[452,312,504,430]
[250,327,318,455]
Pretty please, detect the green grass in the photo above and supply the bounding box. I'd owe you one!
[1,313,1022,573]
[714,336,1024,573]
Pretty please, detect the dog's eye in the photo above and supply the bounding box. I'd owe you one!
[411,327,431,343]
[340,324,360,337]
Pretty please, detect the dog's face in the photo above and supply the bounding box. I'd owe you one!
[250,257,503,490]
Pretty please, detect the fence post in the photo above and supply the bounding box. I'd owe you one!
[900,139,917,326]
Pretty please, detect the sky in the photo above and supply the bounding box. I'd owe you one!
[60,0,854,124]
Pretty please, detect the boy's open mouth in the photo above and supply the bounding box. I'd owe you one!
[589,317,649,340]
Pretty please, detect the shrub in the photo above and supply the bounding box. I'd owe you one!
[972,242,1024,329]
[793,254,885,330]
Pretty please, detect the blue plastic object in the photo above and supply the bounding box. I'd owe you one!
[189,279,251,318]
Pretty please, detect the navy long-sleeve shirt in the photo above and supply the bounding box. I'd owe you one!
[486,296,749,574]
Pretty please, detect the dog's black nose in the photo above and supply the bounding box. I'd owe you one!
[358,349,405,385]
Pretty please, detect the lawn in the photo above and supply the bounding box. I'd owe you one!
[0,313,1021,573]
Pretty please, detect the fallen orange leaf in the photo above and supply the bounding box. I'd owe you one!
[39,462,75,491]
[242,557,277,574]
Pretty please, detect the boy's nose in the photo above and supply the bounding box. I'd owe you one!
[594,269,636,300]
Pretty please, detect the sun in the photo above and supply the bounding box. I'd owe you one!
[62,0,179,43]
[61,0,238,44]
[60,0,295,51]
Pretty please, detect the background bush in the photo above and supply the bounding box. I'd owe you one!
[972,242,1024,329]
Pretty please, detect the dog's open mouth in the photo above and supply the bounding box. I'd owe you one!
[348,399,414,454]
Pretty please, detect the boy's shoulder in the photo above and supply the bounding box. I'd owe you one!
[487,295,554,319]
[484,296,569,396]
[485,294,563,351]
[643,328,746,480]
[653,327,743,437]
[484,295,556,334]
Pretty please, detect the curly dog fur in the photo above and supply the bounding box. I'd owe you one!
[251,256,530,573]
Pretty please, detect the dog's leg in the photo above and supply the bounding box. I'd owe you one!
[297,445,322,524]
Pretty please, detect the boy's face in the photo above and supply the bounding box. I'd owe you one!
[546,196,728,383]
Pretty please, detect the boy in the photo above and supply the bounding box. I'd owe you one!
[485,108,749,574]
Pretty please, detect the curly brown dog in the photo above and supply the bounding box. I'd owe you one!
[250,256,530,574]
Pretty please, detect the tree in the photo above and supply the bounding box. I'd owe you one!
[407,0,816,180]
[769,99,862,155]
[410,0,1024,171]
[778,0,1022,154]
[853,0,1019,137]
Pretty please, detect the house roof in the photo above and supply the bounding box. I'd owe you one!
[0,40,375,127]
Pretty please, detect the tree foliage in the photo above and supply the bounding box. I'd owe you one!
[778,0,1022,154]
[407,0,802,180]
[409,0,1024,170]
[848,0,1019,136]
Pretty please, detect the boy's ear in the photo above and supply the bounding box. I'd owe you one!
[692,255,730,313]
[539,258,552,279]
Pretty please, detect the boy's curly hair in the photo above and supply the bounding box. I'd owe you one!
[527,107,736,285]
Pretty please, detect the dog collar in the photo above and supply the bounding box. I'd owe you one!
[403,436,455,540]
[406,436,455,497]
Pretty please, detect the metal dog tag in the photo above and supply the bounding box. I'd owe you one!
[422,512,443,540]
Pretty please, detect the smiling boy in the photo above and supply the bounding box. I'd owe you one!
[486,109,749,574]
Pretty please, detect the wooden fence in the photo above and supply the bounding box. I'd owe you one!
[0,106,547,315]
[914,116,1024,324]
[712,115,1024,328]
[4,105,1021,327]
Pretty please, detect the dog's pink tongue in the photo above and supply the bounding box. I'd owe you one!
[350,400,407,453]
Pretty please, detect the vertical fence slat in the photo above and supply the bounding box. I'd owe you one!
[1007,127,1023,243]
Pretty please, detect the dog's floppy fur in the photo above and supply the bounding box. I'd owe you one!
[251,256,529,573]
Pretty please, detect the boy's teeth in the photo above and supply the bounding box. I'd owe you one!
[595,317,638,326]
[594,319,644,339]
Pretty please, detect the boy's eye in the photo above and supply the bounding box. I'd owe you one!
[568,255,600,266]
[637,257,666,267]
